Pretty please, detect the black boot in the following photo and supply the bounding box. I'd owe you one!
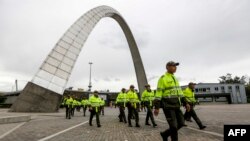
[153,123,157,128]
[160,132,168,141]
[136,123,140,127]
[200,125,206,130]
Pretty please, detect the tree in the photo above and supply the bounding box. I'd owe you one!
[218,73,246,84]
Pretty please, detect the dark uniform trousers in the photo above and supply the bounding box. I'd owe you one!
[118,104,127,123]
[162,107,185,141]
[184,104,203,128]
[145,102,156,125]
[162,98,185,141]
[89,107,100,126]
[127,103,139,125]
[66,105,72,119]
[82,105,87,116]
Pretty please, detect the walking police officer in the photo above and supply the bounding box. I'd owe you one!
[154,61,190,141]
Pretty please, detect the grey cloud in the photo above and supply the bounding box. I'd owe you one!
[0,0,250,92]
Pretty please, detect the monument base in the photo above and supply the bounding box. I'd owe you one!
[10,82,62,112]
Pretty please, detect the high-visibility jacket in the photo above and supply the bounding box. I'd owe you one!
[100,99,105,106]
[89,95,102,112]
[72,100,78,107]
[116,92,127,107]
[81,99,89,107]
[183,87,196,103]
[61,97,67,105]
[155,72,183,108]
[127,90,140,108]
[66,97,74,107]
[141,90,155,106]
[77,101,81,106]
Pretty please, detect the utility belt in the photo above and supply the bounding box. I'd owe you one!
[144,101,154,107]
[127,102,139,109]
[117,102,126,107]
[161,97,181,109]
[91,106,100,112]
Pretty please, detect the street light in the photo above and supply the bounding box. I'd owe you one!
[88,62,93,91]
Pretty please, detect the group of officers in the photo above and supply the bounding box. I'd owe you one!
[118,61,207,141]
[62,61,206,141]
[62,93,105,127]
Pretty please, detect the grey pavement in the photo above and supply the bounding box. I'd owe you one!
[0,104,250,141]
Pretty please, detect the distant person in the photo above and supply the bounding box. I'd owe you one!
[154,61,190,141]
[65,95,73,119]
[183,82,206,130]
[89,91,102,127]
[141,84,157,127]
[81,97,89,116]
[116,88,127,123]
[127,85,140,127]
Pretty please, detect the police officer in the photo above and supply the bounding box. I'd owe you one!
[81,97,89,116]
[183,82,206,130]
[141,84,157,127]
[127,85,140,127]
[116,88,127,123]
[65,95,73,119]
[154,61,190,141]
[71,97,78,117]
[89,91,102,127]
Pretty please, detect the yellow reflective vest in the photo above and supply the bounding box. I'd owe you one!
[100,99,105,106]
[116,92,127,107]
[141,90,155,106]
[127,90,140,108]
[81,99,89,107]
[183,87,196,103]
[66,97,74,108]
[89,95,102,112]
[156,72,183,99]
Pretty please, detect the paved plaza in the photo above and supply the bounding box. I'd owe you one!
[0,104,250,141]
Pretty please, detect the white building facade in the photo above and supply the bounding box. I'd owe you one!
[191,83,247,104]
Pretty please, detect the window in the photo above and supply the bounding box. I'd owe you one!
[206,88,211,92]
[203,88,206,92]
[236,86,240,90]
[221,86,225,93]
[215,87,219,91]
[195,89,198,92]
[228,86,232,92]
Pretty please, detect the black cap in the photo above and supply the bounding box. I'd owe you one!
[166,61,180,66]
[145,84,150,87]
[121,88,126,91]
[188,82,196,86]
[130,85,135,88]
[93,90,98,93]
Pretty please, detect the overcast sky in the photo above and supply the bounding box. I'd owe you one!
[0,0,250,92]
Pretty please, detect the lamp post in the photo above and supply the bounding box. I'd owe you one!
[88,62,93,91]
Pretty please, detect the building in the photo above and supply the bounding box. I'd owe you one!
[186,83,247,104]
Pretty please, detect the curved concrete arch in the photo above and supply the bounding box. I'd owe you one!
[31,5,147,94]
[11,6,147,112]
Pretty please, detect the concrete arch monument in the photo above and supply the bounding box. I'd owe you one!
[11,6,148,112]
